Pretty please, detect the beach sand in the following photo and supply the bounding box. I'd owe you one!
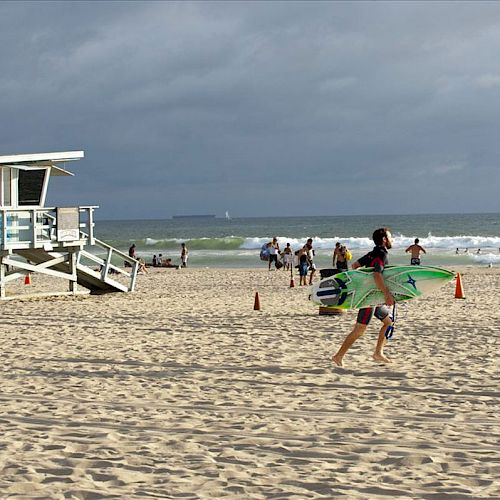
[0,266,498,498]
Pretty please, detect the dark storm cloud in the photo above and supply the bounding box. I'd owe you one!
[1,1,499,218]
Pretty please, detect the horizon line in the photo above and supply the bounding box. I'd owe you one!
[94,211,500,222]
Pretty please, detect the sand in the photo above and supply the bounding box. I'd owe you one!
[0,266,498,498]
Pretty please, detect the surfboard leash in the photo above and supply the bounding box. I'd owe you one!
[384,303,397,340]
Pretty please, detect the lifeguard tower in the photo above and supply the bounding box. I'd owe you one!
[0,151,138,299]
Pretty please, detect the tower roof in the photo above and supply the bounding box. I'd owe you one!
[0,151,84,176]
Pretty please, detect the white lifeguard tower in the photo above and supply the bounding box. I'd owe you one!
[0,151,138,299]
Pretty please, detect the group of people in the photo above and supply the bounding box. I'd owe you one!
[262,233,429,368]
[128,242,189,270]
[455,248,487,255]
[152,255,177,268]
[264,238,356,285]
[263,237,317,285]
[130,230,433,368]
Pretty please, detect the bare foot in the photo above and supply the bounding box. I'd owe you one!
[332,354,344,367]
[373,353,392,364]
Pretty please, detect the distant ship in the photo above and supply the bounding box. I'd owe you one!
[172,214,216,219]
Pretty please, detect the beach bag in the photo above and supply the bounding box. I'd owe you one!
[276,260,284,269]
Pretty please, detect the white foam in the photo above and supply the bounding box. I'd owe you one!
[470,253,500,264]
[240,234,500,251]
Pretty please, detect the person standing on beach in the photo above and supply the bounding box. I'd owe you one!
[268,237,280,270]
[306,238,316,285]
[333,228,395,367]
[297,245,309,286]
[282,243,293,271]
[332,242,341,269]
[181,243,189,267]
[405,238,426,265]
[336,245,349,272]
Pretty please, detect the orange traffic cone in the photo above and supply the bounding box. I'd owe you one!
[289,275,295,288]
[24,273,32,285]
[253,292,261,311]
[455,273,465,299]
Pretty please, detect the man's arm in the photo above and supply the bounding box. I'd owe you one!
[405,245,411,253]
[420,245,426,254]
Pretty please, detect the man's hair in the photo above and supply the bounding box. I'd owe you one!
[372,227,390,246]
[415,238,419,244]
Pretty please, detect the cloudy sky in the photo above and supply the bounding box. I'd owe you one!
[1,1,500,219]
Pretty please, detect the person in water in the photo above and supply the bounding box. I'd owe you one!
[333,228,395,367]
[405,238,426,265]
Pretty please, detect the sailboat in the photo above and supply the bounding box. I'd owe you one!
[225,211,231,221]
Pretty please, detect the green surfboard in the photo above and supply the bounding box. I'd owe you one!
[311,266,455,310]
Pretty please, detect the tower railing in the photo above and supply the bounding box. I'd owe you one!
[0,206,138,292]
[0,206,96,249]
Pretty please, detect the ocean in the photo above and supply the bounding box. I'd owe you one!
[95,213,500,269]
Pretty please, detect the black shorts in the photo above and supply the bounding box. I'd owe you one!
[357,306,391,325]
[269,254,278,263]
[337,261,348,271]
[411,258,421,265]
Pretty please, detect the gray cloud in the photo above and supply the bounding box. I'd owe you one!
[1,1,500,218]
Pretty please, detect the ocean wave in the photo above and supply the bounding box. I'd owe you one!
[106,234,500,251]
[241,234,500,251]
[143,236,246,250]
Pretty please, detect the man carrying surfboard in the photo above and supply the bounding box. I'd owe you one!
[332,228,395,367]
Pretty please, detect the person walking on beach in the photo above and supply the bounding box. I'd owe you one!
[268,237,280,270]
[405,238,426,265]
[180,243,189,267]
[332,228,395,367]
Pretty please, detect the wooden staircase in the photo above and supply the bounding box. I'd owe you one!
[15,246,132,294]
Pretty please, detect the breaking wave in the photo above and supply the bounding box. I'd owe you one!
[107,234,500,251]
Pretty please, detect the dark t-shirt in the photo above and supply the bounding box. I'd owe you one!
[357,245,388,273]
